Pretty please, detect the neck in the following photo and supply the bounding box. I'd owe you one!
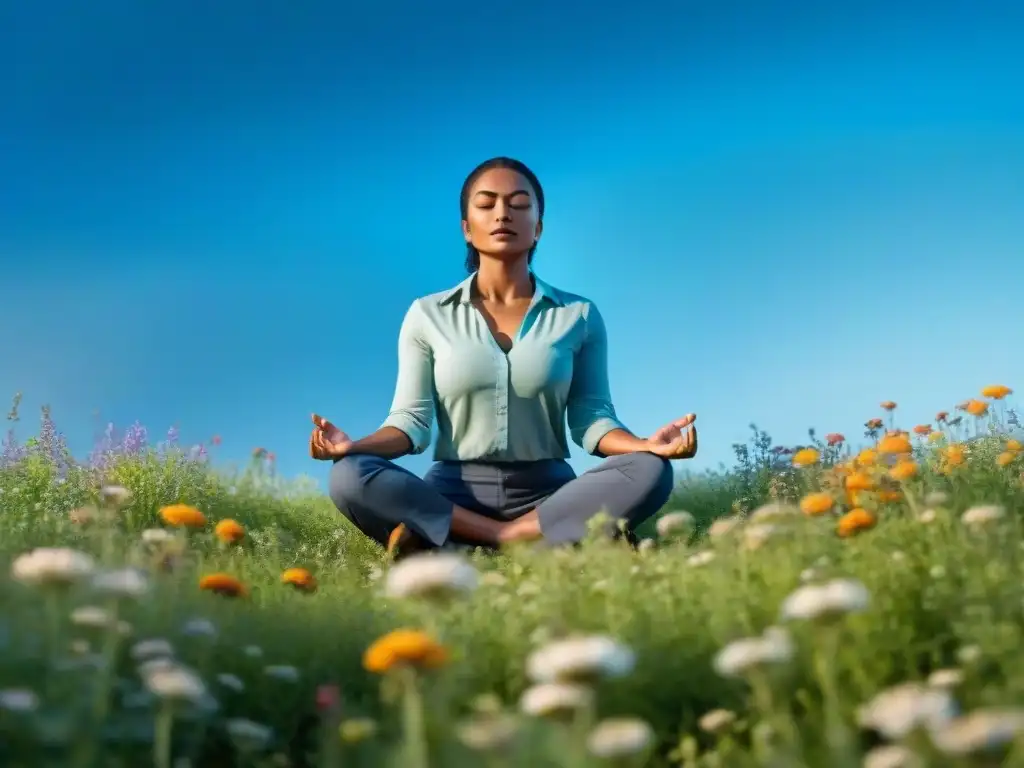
[474,254,533,303]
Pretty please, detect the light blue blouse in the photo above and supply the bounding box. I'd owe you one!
[381,272,627,461]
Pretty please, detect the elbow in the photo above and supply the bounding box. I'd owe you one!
[381,411,432,454]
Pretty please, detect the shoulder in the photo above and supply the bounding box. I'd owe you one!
[542,282,603,323]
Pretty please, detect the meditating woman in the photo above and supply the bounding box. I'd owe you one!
[309,157,697,557]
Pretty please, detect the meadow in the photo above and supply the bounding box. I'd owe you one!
[1,387,1023,767]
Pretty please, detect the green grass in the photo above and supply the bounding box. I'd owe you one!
[1,397,1024,767]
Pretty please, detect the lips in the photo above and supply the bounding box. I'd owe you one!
[490,228,517,236]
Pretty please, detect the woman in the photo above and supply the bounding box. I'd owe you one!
[310,157,697,557]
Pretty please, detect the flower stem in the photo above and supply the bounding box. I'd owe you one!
[813,627,856,768]
[399,668,429,768]
[154,703,174,768]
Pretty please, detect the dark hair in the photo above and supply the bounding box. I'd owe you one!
[460,156,545,273]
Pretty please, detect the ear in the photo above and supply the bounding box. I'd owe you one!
[461,220,472,243]
[534,219,544,242]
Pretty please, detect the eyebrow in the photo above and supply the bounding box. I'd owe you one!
[473,189,532,199]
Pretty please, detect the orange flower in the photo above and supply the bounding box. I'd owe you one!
[799,492,834,516]
[825,432,845,446]
[282,567,318,593]
[1007,439,1022,452]
[837,508,876,537]
[965,399,989,417]
[791,448,820,468]
[997,452,1017,468]
[160,504,207,528]
[889,460,919,481]
[363,629,448,674]
[935,411,948,423]
[877,434,913,455]
[856,449,878,467]
[845,472,875,492]
[928,431,944,443]
[943,444,966,467]
[981,384,1013,400]
[865,418,884,430]
[214,519,245,544]
[878,489,903,504]
[880,401,897,411]
[199,573,247,598]
[912,424,932,436]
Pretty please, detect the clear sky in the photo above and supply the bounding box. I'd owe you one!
[2,1,1022,486]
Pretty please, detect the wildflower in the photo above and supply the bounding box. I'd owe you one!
[141,528,174,546]
[131,638,174,661]
[928,669,964,688]
[99,485,132,509]
[878,434,912,455]
[997,451,1016,467]
[862,745,922,768]
[857,449,878,466]
[799,492,834,516]
[686,550,716,567]
[880,401,897,411]
[587,717,654,759]
[917,509,938,524]
[780,578,869,622]
[264,665,300,682]
[936,411,948,422]
[749,502,799,521]
[826,432,845,446]
[198,573,247,598]
[383,552,478,601]
[699,708,737,734]
[655,510,694,538]
[930,708,1024,756]
[924,491,949,506]
[878,490,903,504]
[526,635,634,684]
[480,571,508,587]
[1006,438,1022,452]
[92,567,150,599]
[965,399,989,417]
[942,444,966,469]
[928,431,944,443]
[456,714,519,751]
[791,448,820,467]
[0,689,40,714]
[363,629,448,674]
[866,418,884,430]
[837,509,877,538]
[520,682,593,718]
[845,472,875,492]
[981,385,1013,400]
[217,673,244,692]
[636,538,656,553]
[912,425,932,436]
[713,627,794,677]
[214,519,245,544]
[71,606,113,629]
[11,548,96,587]
[159,504,207,528]
[339,717,379,743]
[69,506,96,525]
[707,516,740,537]
[181,618,217,638]
[857,683,957,739]
[280,567,318,592]
[143,663,208,704]
[225,718,274,752]
[889,460,919,480]
[743,523,779,550]
[962,504,1005,526]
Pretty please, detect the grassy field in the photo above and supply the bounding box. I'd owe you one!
[1,389,1023,767]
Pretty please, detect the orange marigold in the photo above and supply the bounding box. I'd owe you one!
[935,411,948,422]
[199,573,247,598]
[837,508,877,538]
[857,449,878,467]
[889,460,919,481]
[845,472,875,492]
[880,401,897,411]
[997,452,1016,468]
[214,519,245,544]
[865,418,884,430]
[943,444,966,466]
[877,433,912,455]
[877,489,903,504]
[965,399,989,417]
[282,567,318,592]
[799,492,834,516]
[363,629,448,674]
[791,448,820,468]
[912,424,932,436]
[825,432,845,446]
[981,384,1013,400]
[1005,439,1022,452]
[160,504,207,528]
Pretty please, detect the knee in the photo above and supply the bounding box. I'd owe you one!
[328,455,384,509]
[626,452,674,504]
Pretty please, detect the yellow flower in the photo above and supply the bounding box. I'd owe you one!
[997,452,1016,468]
[799,492,834,516]
[837,508,876,538]
[363,629,448,674]
[160,504,207,528]
[198,573,247,598]
[889,460,919,481]
[928,431,945,444]
[281,568,318,593]
[880,401,897,411]
[1006,439,1022,452]
[214,519,245,544]
[965,399,989,417]
[877,434,913,455]
[981,384,1013,400]
[791,448,820,468]
[943,444,966,467]
[878,489,903,504]
[856,449,878,467]
[845,472,875,492]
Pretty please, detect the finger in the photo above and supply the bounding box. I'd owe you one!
[670,413,696,429]
[311,413,332,431]
[687,427,698,456]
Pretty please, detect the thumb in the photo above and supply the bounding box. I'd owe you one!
[672,413,696,429]
[311,413,330,430]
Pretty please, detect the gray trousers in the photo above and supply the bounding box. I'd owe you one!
[328,452,674,548]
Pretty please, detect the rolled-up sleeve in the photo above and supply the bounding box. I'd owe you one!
[567,302,627,455]
[380,301,435,454]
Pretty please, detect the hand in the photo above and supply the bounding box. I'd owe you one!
[644,413,698,460]
[309,413,354,460]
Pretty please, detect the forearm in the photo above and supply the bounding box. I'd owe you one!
[345,427,414,460]
[595,428,651,457]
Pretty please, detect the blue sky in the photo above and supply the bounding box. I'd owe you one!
[2,0,1022,486]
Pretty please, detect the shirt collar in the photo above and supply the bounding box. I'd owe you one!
[438,272,564,307]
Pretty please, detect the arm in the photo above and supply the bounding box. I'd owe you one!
[350,302,435,459]
[566,303,651,457]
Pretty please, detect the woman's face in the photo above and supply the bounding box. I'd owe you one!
[462,167,543,259]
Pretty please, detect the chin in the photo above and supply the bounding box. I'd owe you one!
[477,243,529,260]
